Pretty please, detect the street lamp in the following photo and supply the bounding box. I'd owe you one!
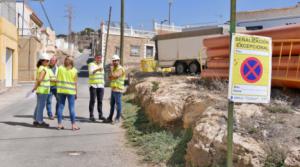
[168,0,173,25]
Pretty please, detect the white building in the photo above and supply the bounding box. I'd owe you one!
[16,2,42,38]
[237,2,300,30]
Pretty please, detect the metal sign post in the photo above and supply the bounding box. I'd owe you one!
[227,0,236,166]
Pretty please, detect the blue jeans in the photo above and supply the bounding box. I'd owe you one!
[57,94,76,124]
[34,94,48,123]
[46,87,58,117]
[108,91,122,120]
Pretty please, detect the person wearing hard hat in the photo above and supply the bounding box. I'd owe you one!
[88,54,106,122]
[104,55,126,124]
[31,52,51,127]
[46,55,58,120]
[56,56,80,130]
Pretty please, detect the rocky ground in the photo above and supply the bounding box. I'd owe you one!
[127,72,300,167]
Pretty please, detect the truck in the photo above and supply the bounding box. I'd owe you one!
[153,25,244,74]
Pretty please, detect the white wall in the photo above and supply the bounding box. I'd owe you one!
[16,2,32,35]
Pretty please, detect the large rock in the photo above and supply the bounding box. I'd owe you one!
[186,107,266,167]
[133,77,210,127]
[285,147,300,167]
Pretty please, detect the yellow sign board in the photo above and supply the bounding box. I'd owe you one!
[228,33,272,103]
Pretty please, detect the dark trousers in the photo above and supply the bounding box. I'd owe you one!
[89,87,104,118]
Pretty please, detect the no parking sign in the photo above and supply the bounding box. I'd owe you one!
[228,33,272,103]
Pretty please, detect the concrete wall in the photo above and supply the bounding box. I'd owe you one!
[0,17,18,91]
[105,34,155,69]
[18,37,41,81]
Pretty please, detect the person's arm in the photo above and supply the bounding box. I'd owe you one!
[92,65,103,74]
[74,71,78,100]
[32,70,46,92]
[110,68,123,80]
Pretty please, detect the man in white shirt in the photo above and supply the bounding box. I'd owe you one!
[88,55,106,122]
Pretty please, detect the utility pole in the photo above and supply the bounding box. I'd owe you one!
[104,6,112,66]
[66,4,73,53]
[22,0,25,36]
[168,0,173,25]
[120,0,125,65]
[227,0,236,167]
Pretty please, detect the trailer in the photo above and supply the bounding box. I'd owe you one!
[153,25,243,74]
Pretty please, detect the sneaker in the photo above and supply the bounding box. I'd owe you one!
[99,116,106,121]
[33,121,38,126]
[49,116,55,120]
[114,119,120,124]
[89,117,96,122]
[36,122,50,128]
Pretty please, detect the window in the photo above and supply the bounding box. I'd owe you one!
[130,45,140,57]
[246,25,263,30]
[115,46,120,56]
[146,46,154,58]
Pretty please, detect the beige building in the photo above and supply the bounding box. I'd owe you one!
[0,1,18,91]
[237,2,300,30]
[16,2,43,81]
[100,23,156,70]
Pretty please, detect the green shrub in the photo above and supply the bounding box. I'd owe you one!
[122,94,192,166]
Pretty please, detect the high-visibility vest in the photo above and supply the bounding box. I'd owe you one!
[36,66,50,94]
[110,65,125,91]
[57,66,77,95]
[48,67,57,87]
[88,62,104,85]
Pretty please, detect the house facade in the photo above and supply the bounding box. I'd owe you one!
[0,1,18,90]
[237,2,300,30]
[100,22,156,70]
[16,2,43,81]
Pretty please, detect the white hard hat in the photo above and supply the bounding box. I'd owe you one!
[112,54,120,61]
[38,52,50,61]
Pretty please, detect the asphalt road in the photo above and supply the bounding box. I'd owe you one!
[0,55,144,167]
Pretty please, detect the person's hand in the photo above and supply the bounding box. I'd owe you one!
[75,94,77,100]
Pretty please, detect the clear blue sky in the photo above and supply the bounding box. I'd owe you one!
[28,0,300,35]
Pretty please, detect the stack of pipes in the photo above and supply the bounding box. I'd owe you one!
[201,24,300,88]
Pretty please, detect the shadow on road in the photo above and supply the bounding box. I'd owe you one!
[14,115,106,124]
[0,121,57,130]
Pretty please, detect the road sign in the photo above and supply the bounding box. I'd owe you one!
[228,33,272,103]
[240,57,263,83]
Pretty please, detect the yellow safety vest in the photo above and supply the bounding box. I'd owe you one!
[57,66,77,95]
[88,62,104,85]
[110,65,125,91]
[48,67,57,87]
[36,66,50,94]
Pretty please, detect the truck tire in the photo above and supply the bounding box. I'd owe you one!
[189,62,200,74]
[175,62,187,74]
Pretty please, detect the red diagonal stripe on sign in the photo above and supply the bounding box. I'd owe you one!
[245,62,260,78]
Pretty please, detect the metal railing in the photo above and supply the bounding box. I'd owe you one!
[102,25,156,38]
[18,28,42,39]
[272,39,300,81]
[154,22,182,32]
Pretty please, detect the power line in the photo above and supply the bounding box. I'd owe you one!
[31,0,54,30]
[39,1,53,30]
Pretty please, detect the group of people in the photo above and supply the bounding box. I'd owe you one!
[31,52,125,130]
